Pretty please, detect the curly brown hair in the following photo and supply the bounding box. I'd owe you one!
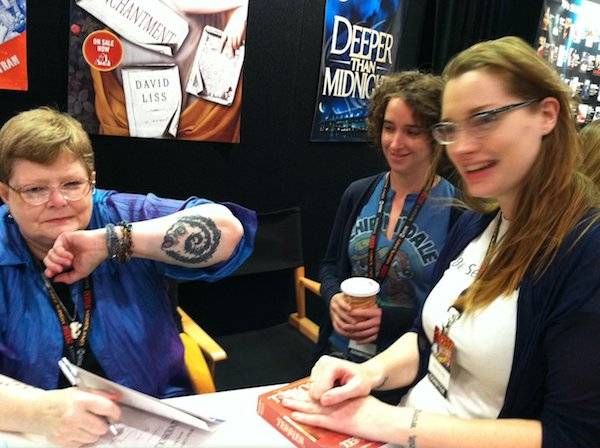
[366,71,443,149]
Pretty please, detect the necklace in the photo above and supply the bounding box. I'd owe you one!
[42,276,82,339]
[39,271,94,366]
[451,211,504,316]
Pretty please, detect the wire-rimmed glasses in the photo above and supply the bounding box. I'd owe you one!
[7,179,95,206]
[431,99,540,145]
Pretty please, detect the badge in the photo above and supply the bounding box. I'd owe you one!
[348,340,377,358]
[427,325,455,398]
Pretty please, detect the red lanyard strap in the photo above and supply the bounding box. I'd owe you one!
[367,173,435,283]
[42,275,94,367]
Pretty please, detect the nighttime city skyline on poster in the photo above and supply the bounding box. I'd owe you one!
[311,0,404,142]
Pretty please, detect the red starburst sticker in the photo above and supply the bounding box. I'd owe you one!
[82,30,124,72]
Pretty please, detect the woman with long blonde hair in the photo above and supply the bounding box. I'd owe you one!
[283,36,600,448]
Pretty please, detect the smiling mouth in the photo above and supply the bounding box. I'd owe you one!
[45,217,72,223]
[464,161,497,173]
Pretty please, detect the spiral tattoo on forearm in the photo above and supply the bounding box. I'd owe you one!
[161,215,221,264]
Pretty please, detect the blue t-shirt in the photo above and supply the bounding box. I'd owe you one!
[331,177,456,354]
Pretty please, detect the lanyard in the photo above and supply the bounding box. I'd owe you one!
[42,275,94,367]
[367,172,434,283]
[445,212,503,330]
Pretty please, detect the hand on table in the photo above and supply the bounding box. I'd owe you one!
[282,392,390,443]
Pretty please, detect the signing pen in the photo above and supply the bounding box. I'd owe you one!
[58,358,119,436]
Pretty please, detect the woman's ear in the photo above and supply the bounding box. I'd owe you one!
[539,97,560,136]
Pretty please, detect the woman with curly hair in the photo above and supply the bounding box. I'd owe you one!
[317,71,459,364]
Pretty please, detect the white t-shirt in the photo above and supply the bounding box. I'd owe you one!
[402,214,518,418]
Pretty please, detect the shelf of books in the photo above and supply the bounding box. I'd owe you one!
[536,0,600,125]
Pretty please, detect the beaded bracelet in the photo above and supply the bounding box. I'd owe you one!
[105,222,134,263]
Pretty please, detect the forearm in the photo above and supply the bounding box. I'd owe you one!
[0,375,46,434]
[318,261,342,304]
[378,406,541,448]
[127,203,243,267]
[363,332,420,391]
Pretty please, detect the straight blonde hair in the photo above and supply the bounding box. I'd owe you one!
[443,36,600,312]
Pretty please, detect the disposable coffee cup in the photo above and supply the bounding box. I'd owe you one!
[340,277,380,309]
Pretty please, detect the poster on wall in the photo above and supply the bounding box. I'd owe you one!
[536,0,600,125]
[0,0,27,91]
[67,0,248,142]
[310,0,404,142]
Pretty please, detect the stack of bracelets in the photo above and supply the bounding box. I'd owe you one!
[105,222,134,263]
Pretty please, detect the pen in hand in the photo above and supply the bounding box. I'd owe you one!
[58,358,120,437]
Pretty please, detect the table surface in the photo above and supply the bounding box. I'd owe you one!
[0,384,295,448]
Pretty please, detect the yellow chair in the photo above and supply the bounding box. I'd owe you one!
[288,266,320,343]
[167,275,227,394]
[176,208,322,390]
[178,306,227,393]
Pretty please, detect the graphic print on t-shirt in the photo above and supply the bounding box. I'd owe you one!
[348,179,442,309]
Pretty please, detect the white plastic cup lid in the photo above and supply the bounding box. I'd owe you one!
[340,277,380,297]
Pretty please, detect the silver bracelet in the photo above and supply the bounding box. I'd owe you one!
[105,223,119,260]
[408,409,421,448]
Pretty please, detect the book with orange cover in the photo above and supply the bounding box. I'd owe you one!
[257,378,388,448]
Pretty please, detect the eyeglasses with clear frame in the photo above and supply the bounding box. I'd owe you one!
[431,99,541,145]
[7,179,95,206]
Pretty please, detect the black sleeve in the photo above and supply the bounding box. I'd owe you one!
[541,309,600,448]
[318,185,355,305]
[540,241,600,448]
[376,304,417,348]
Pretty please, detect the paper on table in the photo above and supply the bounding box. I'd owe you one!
[0,406,211,448]
[93,405,210,447]
[58,358,223,432]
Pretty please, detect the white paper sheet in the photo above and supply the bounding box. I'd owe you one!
[58,358,223,432]
[93,405,211,447]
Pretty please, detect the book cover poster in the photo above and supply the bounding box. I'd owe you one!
[68,0,248,142]
[310,0,404,142]
[0,0,27,91]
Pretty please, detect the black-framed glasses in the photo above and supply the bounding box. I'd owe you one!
[8,179,95,206]
[431,99,541,145]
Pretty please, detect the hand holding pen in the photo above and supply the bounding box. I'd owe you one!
[38,358,122,447]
